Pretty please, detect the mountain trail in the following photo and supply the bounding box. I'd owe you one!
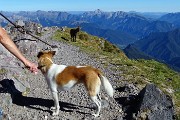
[0,30,137,120]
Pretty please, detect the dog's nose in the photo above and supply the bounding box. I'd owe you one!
[37,66,41,69]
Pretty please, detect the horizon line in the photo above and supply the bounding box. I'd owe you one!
[0,9,177,13]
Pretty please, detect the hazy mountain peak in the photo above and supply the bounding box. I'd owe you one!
[83,9,105,16]
[94,9,103,14]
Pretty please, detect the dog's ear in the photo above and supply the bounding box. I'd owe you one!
[49,51,56,56]
[37,51,44,58]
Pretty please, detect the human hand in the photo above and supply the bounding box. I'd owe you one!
[24,60,38,74]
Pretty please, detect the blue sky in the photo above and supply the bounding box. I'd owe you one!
[1,0,180,12]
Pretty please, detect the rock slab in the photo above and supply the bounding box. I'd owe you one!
[136,84,175,120]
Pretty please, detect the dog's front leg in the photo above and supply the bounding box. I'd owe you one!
[50,91,60,116]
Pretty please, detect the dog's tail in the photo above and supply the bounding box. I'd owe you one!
[99,74,114,97]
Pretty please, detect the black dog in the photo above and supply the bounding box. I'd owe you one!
[70,26,80,42]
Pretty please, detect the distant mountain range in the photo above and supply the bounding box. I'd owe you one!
[0,10,178,46]
[131,12,167,19]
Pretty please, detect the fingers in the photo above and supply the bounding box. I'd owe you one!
[30,66,38,74]
[26,62,38,74]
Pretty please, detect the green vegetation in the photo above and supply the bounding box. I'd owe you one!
[79,32,89,41]
[0,68,7,75]
[52,28,180,118]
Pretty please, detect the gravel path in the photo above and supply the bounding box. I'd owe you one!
[0,30,138,120]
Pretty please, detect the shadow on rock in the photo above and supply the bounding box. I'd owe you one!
[115,95,140,120]
[0,79,90,115]
[115,84,176,120]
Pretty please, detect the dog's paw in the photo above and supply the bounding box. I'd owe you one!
[52,111,59,116]
[92,113,100,118]
[50,107,56,111]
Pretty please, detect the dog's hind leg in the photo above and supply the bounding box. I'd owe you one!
[50,91,60,116]
[90,95,101,117]
[86,75,101,117]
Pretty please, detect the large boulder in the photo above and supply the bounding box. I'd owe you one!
[136,84,175,120]
[4,21,41,55]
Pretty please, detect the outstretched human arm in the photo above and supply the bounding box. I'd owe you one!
[0,27,38,74]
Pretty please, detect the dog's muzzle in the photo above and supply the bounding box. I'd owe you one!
[37,65,45,69]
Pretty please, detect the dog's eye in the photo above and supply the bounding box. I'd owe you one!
[37,52,44,58]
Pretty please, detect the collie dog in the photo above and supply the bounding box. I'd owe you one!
[37,51,114,117]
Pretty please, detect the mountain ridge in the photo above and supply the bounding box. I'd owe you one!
[0,10,177,46]
[129,28,180,71]
[159,12,180,27]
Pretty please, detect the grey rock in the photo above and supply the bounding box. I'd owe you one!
[136,84,175,120]
[13,78,30,95]
[101,99,109,108]
[16,20,25,27]
[2,95,12,106]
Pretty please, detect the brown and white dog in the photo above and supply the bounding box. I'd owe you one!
[37,51,114,117]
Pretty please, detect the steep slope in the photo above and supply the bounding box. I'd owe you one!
[133,29,180,70]
[159,12,180,27]
[123,44,153,60]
